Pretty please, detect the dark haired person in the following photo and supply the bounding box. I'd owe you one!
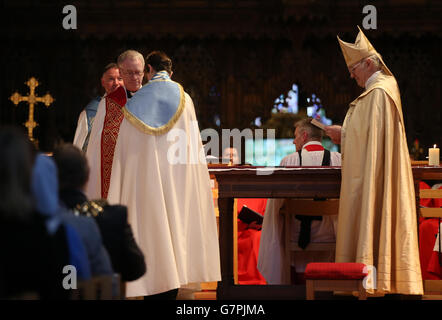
[145,50,173,80]
[0,126,71,299]
[73,63,123,152]
[32,153,112,280]
[54,144,146,288]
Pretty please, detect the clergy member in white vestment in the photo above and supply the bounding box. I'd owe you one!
[73,96,100,152]
[106,51,221,298]
[258,118,341,284]
[324,27,423,296]
[73,63,123,152]
[85,51,144,200]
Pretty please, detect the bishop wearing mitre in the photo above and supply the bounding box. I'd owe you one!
[324,27,423,296]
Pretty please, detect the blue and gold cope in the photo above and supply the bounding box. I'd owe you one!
[122,71,185,135]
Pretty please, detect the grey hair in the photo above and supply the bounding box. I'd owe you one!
[294,118,323,141]
[117,50,145,67]
[367,54,382,70]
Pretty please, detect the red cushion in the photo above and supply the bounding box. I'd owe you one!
[305,263,368,280]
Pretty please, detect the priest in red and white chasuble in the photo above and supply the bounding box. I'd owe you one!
[85,87,129,200]
[258,141,341,284]
[334,27,423,295]
[105,71,221,297]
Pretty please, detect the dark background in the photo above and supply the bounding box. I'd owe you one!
[1,0,441,154]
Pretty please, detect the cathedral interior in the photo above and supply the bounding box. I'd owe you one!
[2,0,441,153]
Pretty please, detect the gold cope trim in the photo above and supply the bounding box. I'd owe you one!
[122,81,185,136]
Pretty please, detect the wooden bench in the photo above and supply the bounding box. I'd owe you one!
[71,274,121,300]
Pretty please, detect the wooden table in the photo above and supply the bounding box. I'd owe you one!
[209,165,442,300]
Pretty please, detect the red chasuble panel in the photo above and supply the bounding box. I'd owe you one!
[100,88,127,199]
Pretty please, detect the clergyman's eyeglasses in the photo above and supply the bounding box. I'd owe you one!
[120,69,144,77]
[349,60,364,74]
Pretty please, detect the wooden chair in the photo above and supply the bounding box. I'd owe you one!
[419,183,442,299]
[71,274,121,300]
[280,198,339,283]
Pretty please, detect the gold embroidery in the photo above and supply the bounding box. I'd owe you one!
[74,199,107,217]
[101,99,124,198]
[122,83,186,136]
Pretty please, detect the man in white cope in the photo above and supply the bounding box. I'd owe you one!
[85,50,145,200]
[105,51,221,299]
[257,118,341,284]
[73,63,123,152]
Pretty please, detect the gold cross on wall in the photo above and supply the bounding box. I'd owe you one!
[9,77,55,143]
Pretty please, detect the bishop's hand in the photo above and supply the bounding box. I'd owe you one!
[324,125,342,145]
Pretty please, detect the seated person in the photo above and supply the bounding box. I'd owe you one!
[223,147,240,165]
[219,147,267,284]
[33,153,114,278]
[236,198,267,285]
[418,181,442,280]
[1,127,71,299]
[54,144,146,283]
[257,118,341,284]
[32,153,92,284]
[427,227,441,279]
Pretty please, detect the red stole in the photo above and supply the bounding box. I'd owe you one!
[303,144,324,152]
[100,87,127,199]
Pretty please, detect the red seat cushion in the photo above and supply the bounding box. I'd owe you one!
[305,263,368,280]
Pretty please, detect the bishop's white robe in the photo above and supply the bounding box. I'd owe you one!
[257,141,341,284]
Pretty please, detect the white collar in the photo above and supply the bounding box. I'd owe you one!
[365,70,381,89]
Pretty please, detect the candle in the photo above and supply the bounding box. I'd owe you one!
[429,144,440,166]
